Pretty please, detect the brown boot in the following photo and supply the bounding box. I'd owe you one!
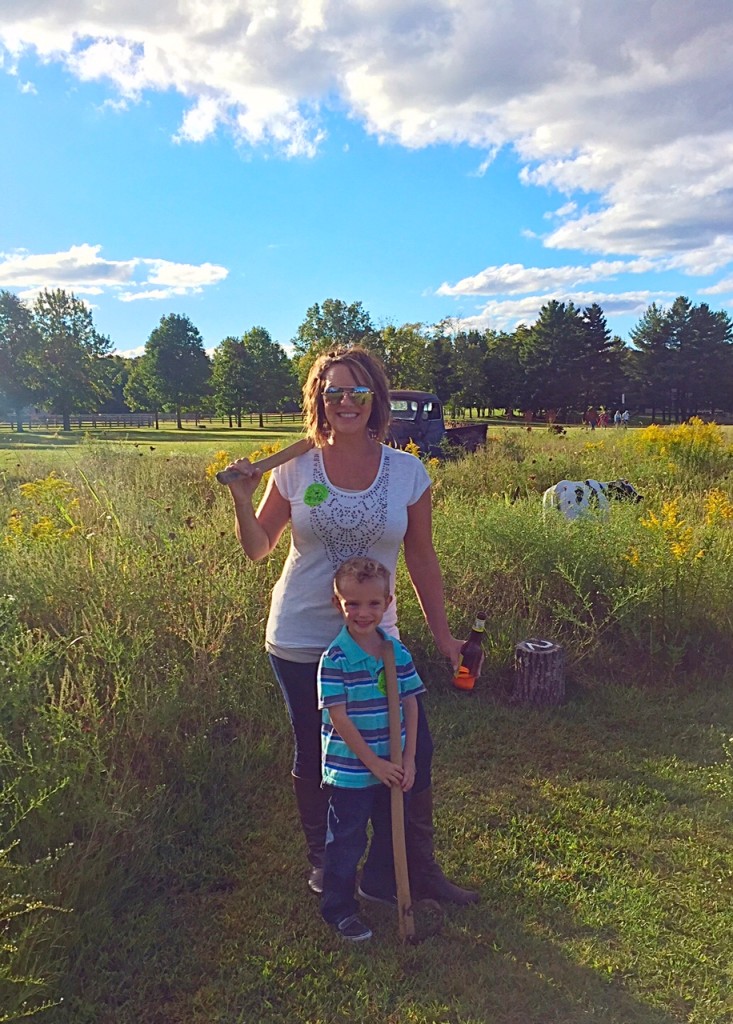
[291,774,329,894]
[406,786,479,905]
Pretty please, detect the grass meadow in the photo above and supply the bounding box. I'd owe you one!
[1,420,732,1024]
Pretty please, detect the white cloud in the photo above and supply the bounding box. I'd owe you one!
[700,277,733,296]
[1,0,733,264]
[0,244,137,289]
[174,95,227,143]
[143,259,228,290]
[113,344,146,358]
[118,289,177,303]
[0,244,228,302]
[438,258,659,297]
[453,290,674,333]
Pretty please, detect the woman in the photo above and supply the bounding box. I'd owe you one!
[223,346,478,905]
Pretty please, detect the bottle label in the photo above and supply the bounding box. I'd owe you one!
[453,666,476,691]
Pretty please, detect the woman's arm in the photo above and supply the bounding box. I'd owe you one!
[403,488,464,669]
[228,466,291,561]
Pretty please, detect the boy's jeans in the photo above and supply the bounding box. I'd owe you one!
[321,783,407,925]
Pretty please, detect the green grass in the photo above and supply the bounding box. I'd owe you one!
[1,424,732,1023]
[48,682,733,1024]
[0,424,303,461]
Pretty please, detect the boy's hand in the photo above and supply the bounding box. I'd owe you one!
[400,756,416,792]
[371,757,405,788]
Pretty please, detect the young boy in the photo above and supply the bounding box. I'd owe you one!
[317,557,426,942]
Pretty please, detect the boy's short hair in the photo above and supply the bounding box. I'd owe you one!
[334,557,391,597]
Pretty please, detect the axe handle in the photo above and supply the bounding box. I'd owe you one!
[382,640,416,943]
[215,437,314,484]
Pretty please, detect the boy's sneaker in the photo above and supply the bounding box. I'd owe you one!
[334,914,372,942]
[357,883,397,906]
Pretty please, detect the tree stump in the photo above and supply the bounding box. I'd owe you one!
[513,638,565,706]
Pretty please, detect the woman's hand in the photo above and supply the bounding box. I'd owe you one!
[223,458,263,502]
[439,635,467,673]
[439,635,485,677]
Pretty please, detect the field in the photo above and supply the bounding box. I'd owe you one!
[1,421,732,1024]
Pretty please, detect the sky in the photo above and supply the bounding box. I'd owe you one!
[2,0,733,360]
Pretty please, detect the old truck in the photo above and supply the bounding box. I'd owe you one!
[388,390,487,457]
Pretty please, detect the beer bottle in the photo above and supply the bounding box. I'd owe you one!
[452,612,487,691]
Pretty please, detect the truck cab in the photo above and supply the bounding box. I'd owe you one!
[388,390,445,456]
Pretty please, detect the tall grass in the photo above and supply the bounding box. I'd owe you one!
[406,421,733,684]
[0,423,732,1021]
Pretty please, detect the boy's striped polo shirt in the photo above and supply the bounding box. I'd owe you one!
[317,625,425,788]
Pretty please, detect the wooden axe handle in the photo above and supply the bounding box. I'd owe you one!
[382,640,416,943]
[215,437,314,484]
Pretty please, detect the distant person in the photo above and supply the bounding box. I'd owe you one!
[318,557,425,941]
[586,406,598,431]
[614,409,622,427]
[622,410,630,428]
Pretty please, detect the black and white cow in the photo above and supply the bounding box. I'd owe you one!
[542,478,643,520]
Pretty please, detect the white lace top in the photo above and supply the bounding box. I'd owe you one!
[265,445,430,660]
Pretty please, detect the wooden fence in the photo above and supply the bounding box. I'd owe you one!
[1,412,304,431]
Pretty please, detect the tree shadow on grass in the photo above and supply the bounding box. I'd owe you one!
[47,679,731,1024]
[0,434,85,449]
[52,770,687,1024]
[417,911,683,1024]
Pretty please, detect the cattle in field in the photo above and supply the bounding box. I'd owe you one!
[542,479,643,520]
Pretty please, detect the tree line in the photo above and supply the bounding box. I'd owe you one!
[1,290,732,431]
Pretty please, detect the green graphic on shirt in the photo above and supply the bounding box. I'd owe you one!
[377,667,387,696]
[304,482,329,507]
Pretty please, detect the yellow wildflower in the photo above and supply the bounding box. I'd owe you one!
[5,472,81,545]
[30,516,59,539]
[205,450,231,480]
[630,417,732,475]
[19,471,75,502]
[669,527,693,561]
[704,489,733,526]
[404,440,421,458]
[661,498,682,530]
[623,546,641,567]
[641,509,660,530]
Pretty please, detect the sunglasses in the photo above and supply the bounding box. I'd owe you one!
[322,385,374,406]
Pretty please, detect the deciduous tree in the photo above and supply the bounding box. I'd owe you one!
[31,289,112,431]
[380,323,430,389]
[241,327,296,427]
[0,290,42,431]
[211,336,252,427]
[140,314,210,429]
[292,299,378,383]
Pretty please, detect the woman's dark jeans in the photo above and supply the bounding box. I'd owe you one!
[268,654,433,792]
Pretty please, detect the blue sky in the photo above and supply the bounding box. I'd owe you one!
[2,1,733,358]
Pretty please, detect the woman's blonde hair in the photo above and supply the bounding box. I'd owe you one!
[302,346,391,445]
